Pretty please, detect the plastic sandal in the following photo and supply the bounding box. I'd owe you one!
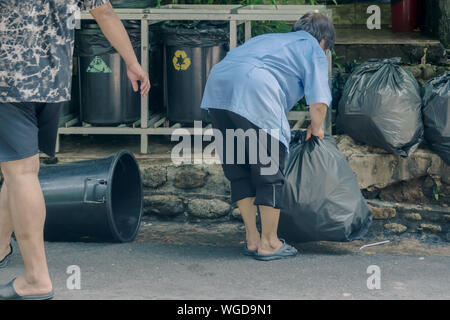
[243,243,258,256]
[0,279,54,300]
[253,239,298,261]
[0,243,13,268]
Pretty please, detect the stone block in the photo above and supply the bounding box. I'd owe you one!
[404,213,422,221]
[368,204,396,220]
[336,134,450,190]
[187,199,230,219]
[142,165,167,188]
[144,195,184,217]
[419,223,442,233]
[231,208,242,221]
[384,223,407,234]
[174,167,208,189]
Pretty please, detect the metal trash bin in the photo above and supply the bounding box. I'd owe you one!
[161,21,229,123]
[40,150,143,243]
[75,22,141,125]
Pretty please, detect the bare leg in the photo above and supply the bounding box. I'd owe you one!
[0,183,13,260]
[236,197,260,251]
[1,155,52,296]
[258,205,283,255]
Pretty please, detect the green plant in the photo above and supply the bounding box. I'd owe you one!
[308,0,338,5]
[433,186,446,201]
[331,48,343,70]
[293,98,308,111]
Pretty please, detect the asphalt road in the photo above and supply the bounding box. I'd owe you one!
[1,240,449,300]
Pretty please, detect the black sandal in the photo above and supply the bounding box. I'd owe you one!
[253,239,298,261]
[0,243,13,268]
[0,279,54,300]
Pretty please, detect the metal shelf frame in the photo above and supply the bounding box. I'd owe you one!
[58,4,333,154]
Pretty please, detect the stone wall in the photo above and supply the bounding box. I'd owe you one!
[139,162,232,221]
[139,135,450,241]
[0,135,448,241]
[139,138,450,212]
[367,200,450,242]
[335,135,450,192]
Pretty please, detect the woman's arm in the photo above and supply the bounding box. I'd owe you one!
[90,3,150,97]
[306,103,327,141]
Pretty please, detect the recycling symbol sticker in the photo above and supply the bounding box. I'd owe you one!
[86,56,112,73]
[172,50,191,71]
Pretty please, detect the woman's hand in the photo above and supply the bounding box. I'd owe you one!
[305,124,324,141]
[91,3,150,97]
[306,103,327,141]
[127,62,151,97]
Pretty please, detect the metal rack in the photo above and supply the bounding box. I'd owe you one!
[57,4,333,154]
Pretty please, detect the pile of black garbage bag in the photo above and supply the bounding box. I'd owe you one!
[278,131,372,243]
[337,58,450,165]
[337,58,424,157]
[422,71,450,165]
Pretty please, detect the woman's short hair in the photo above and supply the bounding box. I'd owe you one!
[292,12,336,50]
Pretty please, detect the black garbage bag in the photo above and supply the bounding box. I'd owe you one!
[161,21,229,47]
[422,71,450,165]
[110,0,156,8]
[337,58,423,157]
[278,131,372,243]
[75,22,141,57]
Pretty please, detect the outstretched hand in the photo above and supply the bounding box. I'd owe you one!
[127,62,151,97]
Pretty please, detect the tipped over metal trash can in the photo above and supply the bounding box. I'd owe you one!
[75,23,141,125]
[162,21,228,123]
[40,150,143,243]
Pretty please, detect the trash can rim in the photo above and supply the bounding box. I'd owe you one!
[106,149,143,242]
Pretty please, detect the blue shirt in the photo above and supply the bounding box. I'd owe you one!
[200,30,332,149]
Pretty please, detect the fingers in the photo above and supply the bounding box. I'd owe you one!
[141,81,150,97]
[144,78,151,96]
[140,74,151,97]
[306,127,325,141]
[305,128,311,141]
[319,129,325,140]
[131,80,139,93]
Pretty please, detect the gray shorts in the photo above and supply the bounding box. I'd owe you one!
[0,102,62,162]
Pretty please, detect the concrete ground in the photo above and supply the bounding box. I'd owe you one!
[1,219,449,300]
